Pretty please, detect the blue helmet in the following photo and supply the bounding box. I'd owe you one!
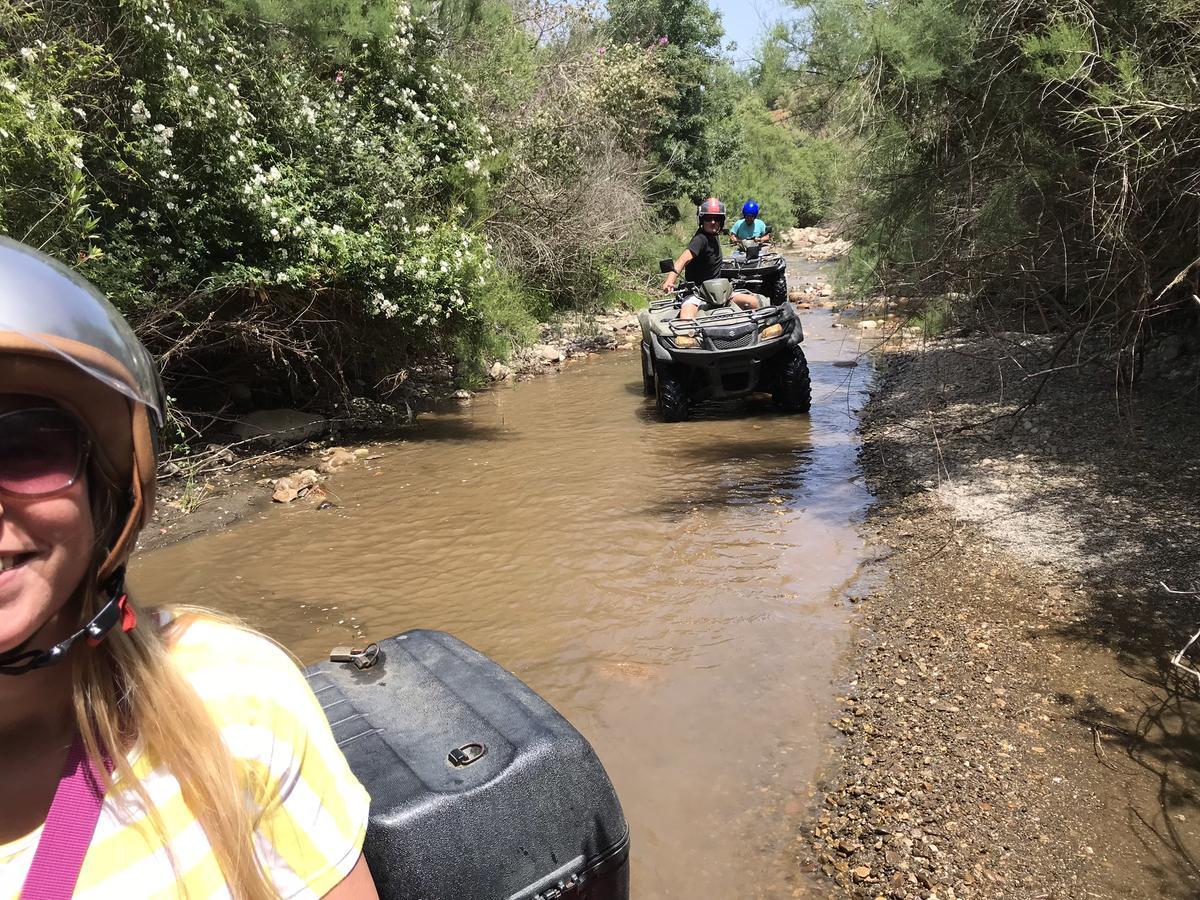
[742,200,759,217]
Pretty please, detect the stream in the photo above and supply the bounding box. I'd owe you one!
[132,271,874,898]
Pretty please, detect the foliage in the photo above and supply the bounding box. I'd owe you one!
[1,0,504,406]
[608,0,733,217]
[0,0,845,423]
[436,0,669,317]
[795,0,1200,347]
[710,93,844,230]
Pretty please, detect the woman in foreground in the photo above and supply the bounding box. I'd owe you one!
[0,237,378,899]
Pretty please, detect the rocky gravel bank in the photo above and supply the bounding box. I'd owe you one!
[808,330,1200,898]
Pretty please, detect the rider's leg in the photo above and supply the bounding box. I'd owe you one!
[680,298,701,320]
[731,292,761,310]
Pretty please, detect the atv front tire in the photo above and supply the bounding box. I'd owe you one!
[771,274,789,306]
[640,341,656,395]
[655,365,690,422]
[773,347,812,413]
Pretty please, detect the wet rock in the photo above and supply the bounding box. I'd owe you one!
[488,361,513,381]
[452,389,472,400]
[318,447,358,474]
[535,344,565,364]
[272,469,321,503]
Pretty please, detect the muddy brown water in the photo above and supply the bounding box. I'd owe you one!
[132,294,874,898]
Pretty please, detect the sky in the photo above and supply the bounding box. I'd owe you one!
[709,0,797,68]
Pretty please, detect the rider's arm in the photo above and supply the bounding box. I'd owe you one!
[662,249,694,292]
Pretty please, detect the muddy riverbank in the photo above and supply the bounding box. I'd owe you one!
[809,329,1200,898]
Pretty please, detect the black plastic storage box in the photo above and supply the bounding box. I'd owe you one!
[304,630,630,900]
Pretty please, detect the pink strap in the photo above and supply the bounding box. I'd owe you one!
[20,734,111,900]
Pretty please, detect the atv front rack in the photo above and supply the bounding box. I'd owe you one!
[666,305,783,335]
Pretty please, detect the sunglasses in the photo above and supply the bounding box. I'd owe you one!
[0,407,89,499]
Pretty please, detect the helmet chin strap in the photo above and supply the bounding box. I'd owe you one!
[0,570,135,676]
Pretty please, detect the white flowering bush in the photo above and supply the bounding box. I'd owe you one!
[1,0,506,401]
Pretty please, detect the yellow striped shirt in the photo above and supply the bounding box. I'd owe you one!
[1,619,371,899]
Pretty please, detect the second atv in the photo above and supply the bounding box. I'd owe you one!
[720,239,789,306]
[638,267,811,423]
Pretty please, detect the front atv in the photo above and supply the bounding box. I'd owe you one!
[720,239,789,306]
[639,271,810,422]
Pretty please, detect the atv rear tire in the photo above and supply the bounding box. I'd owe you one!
[655,365,690,422]
[640,341,656,395]
[773,347,811,413]
[771,274,789,306]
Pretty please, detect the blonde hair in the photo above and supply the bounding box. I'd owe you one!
[69,468,281,900]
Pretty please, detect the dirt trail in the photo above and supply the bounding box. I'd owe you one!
[809,328,1200,898]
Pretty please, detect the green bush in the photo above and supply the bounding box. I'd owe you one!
[710,95,845,230]
[797,0,1200,340]
[1,0,502,403]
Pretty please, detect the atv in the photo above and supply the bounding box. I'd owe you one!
[720,238,789,306]
[638,264,811,422]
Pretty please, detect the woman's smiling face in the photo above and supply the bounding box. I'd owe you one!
[0,396,94,654]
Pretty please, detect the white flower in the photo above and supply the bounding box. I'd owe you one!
[71,155,84,170]
[464,158,481,175]
[270,228,280,240]
[187,84,199,96]
[71,107,87,121]
[2,81,17,93]
[19,47,35,63]
[268,165,281,181]
[176,65,190,79]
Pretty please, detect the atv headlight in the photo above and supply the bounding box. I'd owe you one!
[759,323,784,340]
[672,335,699,348]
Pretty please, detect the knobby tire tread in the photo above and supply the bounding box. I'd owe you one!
[773,347,812,413]
[656,366,690,422]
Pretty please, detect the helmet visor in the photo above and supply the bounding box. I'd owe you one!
[0,238,164,425]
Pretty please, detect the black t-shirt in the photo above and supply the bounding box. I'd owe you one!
[684,230,723,284]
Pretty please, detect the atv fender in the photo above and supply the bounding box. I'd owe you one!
[788,316,805,346]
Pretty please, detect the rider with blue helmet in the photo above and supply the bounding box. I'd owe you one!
[729,200,771,245]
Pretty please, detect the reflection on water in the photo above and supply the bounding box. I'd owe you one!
[132,304,873,899]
